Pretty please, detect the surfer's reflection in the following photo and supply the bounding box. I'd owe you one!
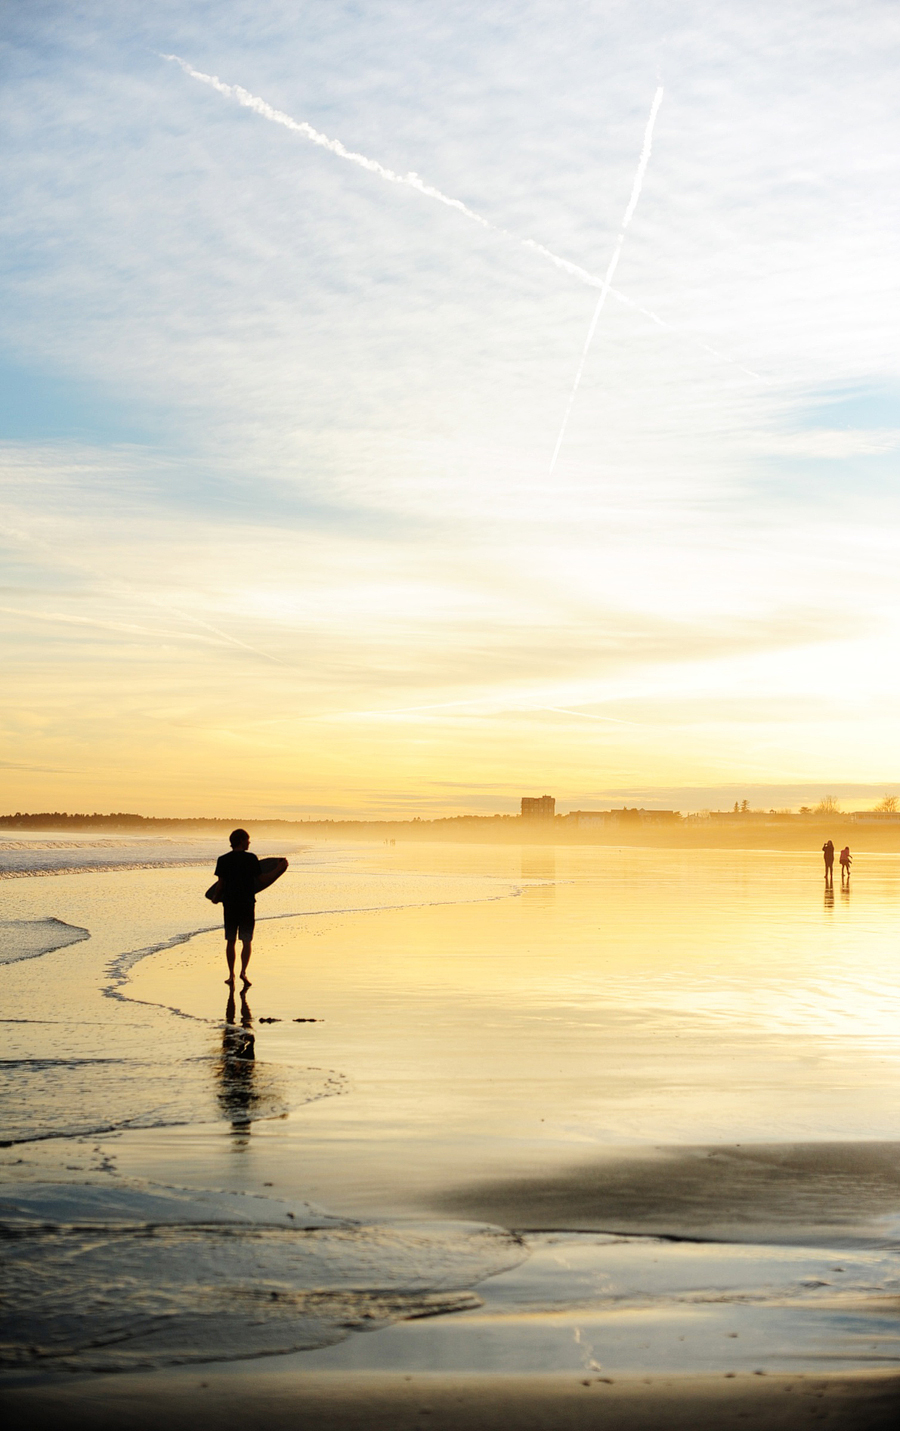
[218,988,257,1134]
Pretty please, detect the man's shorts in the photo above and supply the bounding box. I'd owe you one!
[223,903,255,941]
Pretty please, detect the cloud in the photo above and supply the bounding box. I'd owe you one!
[2,3,900,811]
[756,430,900,459]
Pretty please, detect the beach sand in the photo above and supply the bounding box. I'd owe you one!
[4,1370,899,1431]
[3,839,900,1425]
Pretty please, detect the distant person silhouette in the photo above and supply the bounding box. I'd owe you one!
[822,839,835,886]
[205,829,288,987]
[840,845,852,885]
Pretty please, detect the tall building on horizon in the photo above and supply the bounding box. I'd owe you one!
[521,795,556,819]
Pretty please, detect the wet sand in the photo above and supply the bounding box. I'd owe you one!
[5,1370,899,1430]
[433,1141,900,1242]
[4,841,900,1423]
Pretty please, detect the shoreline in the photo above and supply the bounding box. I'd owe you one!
[5,846,900,1417]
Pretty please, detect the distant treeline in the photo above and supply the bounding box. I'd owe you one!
[0,811,235,829]
[0,810,523,831]
[3,809,900,852]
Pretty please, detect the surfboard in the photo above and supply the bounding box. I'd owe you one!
[205,856,287,904]
[255,856,288,892]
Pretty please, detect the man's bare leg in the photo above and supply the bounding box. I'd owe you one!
[240,938,252,986]
[225,938,237,984]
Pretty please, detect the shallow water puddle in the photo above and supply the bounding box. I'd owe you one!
[290,1231,900,1376]
[0,1182,525,1372]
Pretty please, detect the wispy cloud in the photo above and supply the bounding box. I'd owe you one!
[3,6,900,813]
[0,604,222,645]
[756,430,900,459]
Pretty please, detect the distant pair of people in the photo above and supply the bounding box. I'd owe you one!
[822,840,851,886]
[205,829,289,985]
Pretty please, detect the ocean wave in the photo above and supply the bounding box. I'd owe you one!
[0,858,216,880]
[0,839,124,849]
[0,836,305,879]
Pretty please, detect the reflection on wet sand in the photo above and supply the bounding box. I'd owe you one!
[520,849,556,883]
[218,989,257,1133]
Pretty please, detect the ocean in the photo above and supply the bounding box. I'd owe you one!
[3,835,900,1389]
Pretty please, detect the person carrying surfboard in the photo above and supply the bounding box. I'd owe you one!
[205,829,288,987]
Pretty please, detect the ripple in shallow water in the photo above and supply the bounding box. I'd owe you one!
[0,918,89,966]
[0,1056,345,1145]
[0,1182,526,1371]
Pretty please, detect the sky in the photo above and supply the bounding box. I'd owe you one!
[2,0,900,818]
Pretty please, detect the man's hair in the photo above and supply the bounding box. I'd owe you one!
[229,828,250,848]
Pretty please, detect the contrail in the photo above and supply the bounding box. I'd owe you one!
[163,54,632,296]
[163,57,763,382]
[162,54,501,233]
[544,706,637,725]
[548,87,664,478]
[144,593,287,665]
[162,53,622,291]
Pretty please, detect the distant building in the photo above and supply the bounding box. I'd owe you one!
[568,810,613,828]
[617,807,679,824]
[567,808,679,827]
[521,795,556,819]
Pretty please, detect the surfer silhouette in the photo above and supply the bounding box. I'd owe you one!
[205,829,288,987]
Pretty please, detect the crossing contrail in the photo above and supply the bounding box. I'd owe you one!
[164,58,762,382]
[162,53,623,292]
[547,87,664,478]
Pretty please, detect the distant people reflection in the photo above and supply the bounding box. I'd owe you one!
[822,839,835,887]
[824,885,835,911]
[219,988,257,1133]
[521,849,556,907]
[521,849,556,883]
